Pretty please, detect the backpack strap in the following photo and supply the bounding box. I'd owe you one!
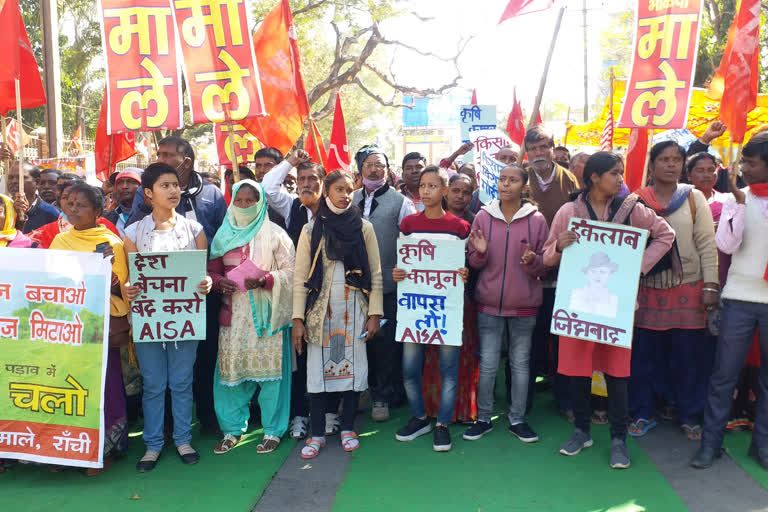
[688,191,696,223]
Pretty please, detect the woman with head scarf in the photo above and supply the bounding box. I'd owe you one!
[292,171,384,459]
[0,193,38,248]
[208,180,296,455]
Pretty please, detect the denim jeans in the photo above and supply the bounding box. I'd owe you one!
[402,342,460,425]
[702,299,768,451]
[135,340,199,452]
[477,313,536,424]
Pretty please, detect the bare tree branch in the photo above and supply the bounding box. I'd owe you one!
[354,77,416,109]
[293,0,330,17]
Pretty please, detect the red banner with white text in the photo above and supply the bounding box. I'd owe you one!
[99,0,184,134]
[618,0,703,129]
[213,122,261,166]
[171,0,265,124]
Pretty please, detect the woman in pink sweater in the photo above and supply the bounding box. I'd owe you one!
[464,164,550,443]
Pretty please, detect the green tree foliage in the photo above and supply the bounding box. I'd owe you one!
[12,302,104,344]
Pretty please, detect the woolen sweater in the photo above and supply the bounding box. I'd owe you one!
[527,163,580,227]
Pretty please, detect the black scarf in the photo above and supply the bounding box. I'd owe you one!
[304,201,371,315]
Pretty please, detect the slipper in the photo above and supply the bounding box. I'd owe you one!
[628,418,657,437]
[257,435,280,454]
[681,424,702,441]
[341,431,359,452]
[214,434,241,455]
[300,437,326,459]
[591,410,608,425]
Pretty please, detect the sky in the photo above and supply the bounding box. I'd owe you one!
[382,0,635,117]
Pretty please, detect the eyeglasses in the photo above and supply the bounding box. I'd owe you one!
[363,163,387,171]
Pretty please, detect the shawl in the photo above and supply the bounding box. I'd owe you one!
[636,184,694,216]
[304,197,371,315]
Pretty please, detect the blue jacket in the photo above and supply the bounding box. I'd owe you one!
[22,197,60,233]
[126,171,227,244]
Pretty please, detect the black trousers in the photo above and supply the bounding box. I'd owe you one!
[570,375,628,441]
[290,349,309,418]
[366,292,404,405]
[194,292,221,430]
[309,392,358,437]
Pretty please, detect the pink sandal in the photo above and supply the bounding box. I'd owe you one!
[300,437,326,459]
[341,431,359,452]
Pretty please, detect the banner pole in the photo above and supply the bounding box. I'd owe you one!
[641,128,654,188]
[226,117,240,183]
[735,143,743,169]
[517,6,566,163]
[1,116,7,178]
[727,141,733,167]
[309,118,323,167]
[15,79,24,196]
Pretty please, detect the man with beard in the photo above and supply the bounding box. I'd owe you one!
[524,126,580,419]
[6,162,60,233]
[126,136,228,436]
[103,168,141,237]
[354,144,416,422]
[38,169,61,206]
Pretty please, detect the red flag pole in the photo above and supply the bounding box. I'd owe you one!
[224,106,240,182]
[15,78,24,195]
[1,116,7,177]
[308,119,323,166]
[517,6,565,162]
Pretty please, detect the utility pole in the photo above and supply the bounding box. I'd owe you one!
[41,1,63,157]
[582,0,589,122]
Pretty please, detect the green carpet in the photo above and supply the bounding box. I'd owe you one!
[332,396,688,512]
[724,430,768,491]
[1,423,294,512]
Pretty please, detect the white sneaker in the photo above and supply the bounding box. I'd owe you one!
[289,416,308,439]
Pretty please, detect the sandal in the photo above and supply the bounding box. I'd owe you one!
[213,434,241,455]
[341,431,359,452]
[591,410,608,425]
[300,437,326,459]
[628,418,657,437]
[325,413,340,436]
[257,435,281,454]
[681,424,702,441]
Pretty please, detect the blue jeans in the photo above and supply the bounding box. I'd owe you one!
[477,313,536,424]
[135,340,199,452]
[402,342,460,425]
[702,300,768,451]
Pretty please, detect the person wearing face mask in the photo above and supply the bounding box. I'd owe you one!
[352,144,416,422]
[207,180,295,456]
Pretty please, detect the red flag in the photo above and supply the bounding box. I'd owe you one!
[535,110,543,126]
[70,125,83,154]
[326,93,350,172]
[470,89,478,105]
[599,107,614,151]
[0,0,45,114]
[94,88,136,181]
[624,128,649,192]
[706,0,760,144]
[505,89,525,146]
[499,0,555,23]
[241,0,311,154]
[304,119,328,169]
[4,118,28,153]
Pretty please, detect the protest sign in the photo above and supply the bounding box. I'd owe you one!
[550,218,649,349]
[172,0,265,124]
[213,122,261,166]
[99,0,184,133]
[0,248,111,468]
[459,104,496,165]
[29,155,96,182]
[395,239,465,346]
[128,251,206,342]
[469,129,515,169]
[618,0,704,129]
[477,151,505,204]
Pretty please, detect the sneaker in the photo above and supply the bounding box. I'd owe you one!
[559,428,593,456]
[509,422,539,443]
[371,401,390,422]
[433,425,451,452]
[395,416,432,442]
[289,416,309,440]
[463,421,493,441]
[610,438,631,469]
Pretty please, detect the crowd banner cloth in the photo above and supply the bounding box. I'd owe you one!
[618,0,704,130]
[550,218,649,350]
[0,248,111,468]
[128,250,207,343]
[395,239,464,346]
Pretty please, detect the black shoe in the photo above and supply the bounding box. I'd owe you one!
[395,417,432,442]
[463,421,493,441]
[177,444,200,465]
[509,422,539,443]
[136,450,161,472]
[748,443,768,470]
[690,445,722,469]
[433,425,451,452]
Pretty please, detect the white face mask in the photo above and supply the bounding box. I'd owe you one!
[325,196,353,215]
